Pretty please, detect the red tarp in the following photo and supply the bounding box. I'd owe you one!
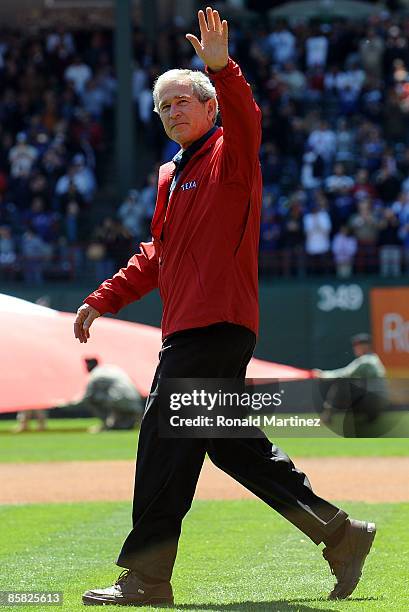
[0,294,311,413]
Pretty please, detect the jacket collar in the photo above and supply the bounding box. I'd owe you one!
[172,125,219,169]
[151,127,222,241]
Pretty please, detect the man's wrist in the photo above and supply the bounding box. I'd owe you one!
[207,62,228,73]
[206,58,234,79]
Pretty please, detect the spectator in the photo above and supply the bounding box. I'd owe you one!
[24,197,58,243]
[55,154,96,203]
[267,21,296,67]
[88,216,115,282]
[332,185,355,231]
[64,200,88,244]
[0,225,17,278]
[138,171,158,223]
[20,228,51,285]
[335,118,355,164]
[280,202,305,276]
[8,132,38,179]
[349,199,380,273]
[375,156,402,204]
[383,89,407,143]
[359,28,384,79]
[64,55,92,95]
[398,197,409,271]
[118,189,144,239]
[352,168,377,202]
[359,126,384,173]
[305,26,328,69]
[63,199,89,274]
[303,197,332,274]
[259,207,281,254]
[260,142,282,196]
[81,78,107,119]
[378,207,402,276]
[279,62,306,101]
[88,217,132,281]
[325,162,354,195]
[46,26,75,57]
[106,219,133,271]
[57,178,85,213]
[307,120,336,173]
[332,225,357,278]
[301,150,323,190]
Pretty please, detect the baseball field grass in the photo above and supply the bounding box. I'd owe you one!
[0,499,407,612]
[0,417,408,462]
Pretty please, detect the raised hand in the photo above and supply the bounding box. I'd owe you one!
[186,6,228,72]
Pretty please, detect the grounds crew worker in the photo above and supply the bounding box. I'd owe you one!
[75,8,376,607]
[57,357,143,432]
[314,333,388,425]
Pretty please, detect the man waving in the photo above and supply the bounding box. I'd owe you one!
[79,7,375,607]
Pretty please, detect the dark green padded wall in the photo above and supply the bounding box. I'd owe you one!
[3,278,405,369]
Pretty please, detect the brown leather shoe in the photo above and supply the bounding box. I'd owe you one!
[82,569,174,606]
[323,518,376,600]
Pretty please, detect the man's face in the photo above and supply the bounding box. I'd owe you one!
[353,342,370,357]
[157,80,216,149]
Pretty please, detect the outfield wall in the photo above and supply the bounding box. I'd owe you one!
[3,278,408,369]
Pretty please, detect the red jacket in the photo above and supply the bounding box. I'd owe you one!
[85,59,262,339]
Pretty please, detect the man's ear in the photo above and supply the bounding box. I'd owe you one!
[207,98,217,123]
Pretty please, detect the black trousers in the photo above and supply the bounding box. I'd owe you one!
[117,323,347,583]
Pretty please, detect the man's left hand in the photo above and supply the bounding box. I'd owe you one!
[186,6,228,72]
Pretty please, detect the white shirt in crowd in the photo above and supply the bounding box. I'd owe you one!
[46,31,75,56]
[132,66,148,102]
[332,233,358,263]
[268,29,296,65]
[325,69,365,96]
[301,151,322,190]
[56,166,96,201]
[138,90,154,124]
[64,61,92,95]
[325,174,354,192]
[118,195,144,237]
[303,210,332,254]
[8,143,38,178]
[280,68,306,99]
[308,127,337,161]
[305,35,328,68]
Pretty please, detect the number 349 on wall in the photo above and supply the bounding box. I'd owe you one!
[317,284,364,312]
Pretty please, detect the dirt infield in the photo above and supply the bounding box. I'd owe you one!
[1,457,408,504]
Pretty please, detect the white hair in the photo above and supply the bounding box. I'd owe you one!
[153,69,218,122]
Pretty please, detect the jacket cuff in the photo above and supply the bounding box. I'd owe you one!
[206,57,236,80]
[84,295,110,315]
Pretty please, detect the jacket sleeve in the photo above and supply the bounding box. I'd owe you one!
[319,356,375,379]
[84,240,159,315]
[207,58,261,182]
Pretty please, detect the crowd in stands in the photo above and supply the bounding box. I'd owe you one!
[2,11,409,283]
[0,27,116,283]
[131,11,409,278]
